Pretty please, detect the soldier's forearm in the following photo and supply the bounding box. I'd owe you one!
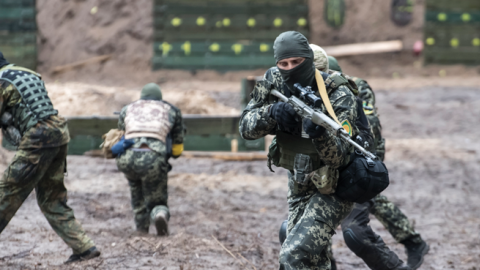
[239,108,276,140]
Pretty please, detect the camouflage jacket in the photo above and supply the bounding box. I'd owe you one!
[240,67,358,169]
[350,77,385,159]
[118,100,184,155]
[0,81,69,149]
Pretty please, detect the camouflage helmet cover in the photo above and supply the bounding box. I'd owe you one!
[309,44,329,72]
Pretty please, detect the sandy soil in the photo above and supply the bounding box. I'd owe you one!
[1,83,480,269]
[45,80,240,116]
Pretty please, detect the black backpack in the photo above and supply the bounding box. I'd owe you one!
[335,151,390,204]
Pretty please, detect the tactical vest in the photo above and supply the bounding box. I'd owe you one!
[276,131,324,171]
[124,100,172,143]
[0,64,58,133]
[273,72,358,172]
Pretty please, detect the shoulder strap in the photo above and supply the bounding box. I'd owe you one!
[315,69,341,126]
[0,64,41,78]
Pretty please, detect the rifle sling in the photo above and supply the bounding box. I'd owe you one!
[315,69,341,126]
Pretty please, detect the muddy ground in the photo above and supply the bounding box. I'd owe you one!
[0,81,480,270]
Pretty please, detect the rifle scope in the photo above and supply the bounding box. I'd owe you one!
[293,83,323,108]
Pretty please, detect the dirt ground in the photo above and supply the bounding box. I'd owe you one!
[0,0,479,269]
[1,81,480,269]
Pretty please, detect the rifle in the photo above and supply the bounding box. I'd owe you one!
[270,83,376,160]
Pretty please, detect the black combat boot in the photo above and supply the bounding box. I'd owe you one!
[400,237,429,270]
[331,258,337,270]
[64,246,101,264]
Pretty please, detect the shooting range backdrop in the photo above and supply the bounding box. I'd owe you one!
[152,0,309,70]
[0,0,37,70]
[424,0,480,65]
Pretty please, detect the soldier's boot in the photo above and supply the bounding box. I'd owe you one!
[400,237,429,270]
[278,220,288,245]
[331,258,337,270]
[343,228,411,270]
[152,211,169,236]
[64,246,101,264]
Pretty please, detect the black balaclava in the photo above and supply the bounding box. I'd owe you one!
[0,51,10,69]
[273,31,315,93]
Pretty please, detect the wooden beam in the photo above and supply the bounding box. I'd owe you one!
[182,151,267,161]
[323,40,403,57]
[51,54,112,74]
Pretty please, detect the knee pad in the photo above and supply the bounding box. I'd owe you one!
[343,228,365,255]
[279,220,288,245]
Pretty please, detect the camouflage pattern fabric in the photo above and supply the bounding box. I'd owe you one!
[341,200,408,269]
[117,101,184,154]
[0,81,70,149]
[353,78,385,160]
[370,194,419,242]
[280,172,353,270]
[309,44,329,72]
[116,150,170,232]
[240,67,357,269]
[0,145,95,254]
[116,100,184,232]
[240,67,359,169]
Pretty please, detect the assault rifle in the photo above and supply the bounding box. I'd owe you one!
[270,83,376,159]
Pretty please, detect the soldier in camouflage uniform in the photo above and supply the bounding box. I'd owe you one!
[0,51,100,264]
[116,83,184,236]
[327,55,429,270]
[240,31,360,269]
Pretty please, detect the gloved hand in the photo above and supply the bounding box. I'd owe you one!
[303,118,326,138]
[269,102,298,128]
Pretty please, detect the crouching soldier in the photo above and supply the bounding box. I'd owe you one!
[0,51,100,263]
[116,83,184,235]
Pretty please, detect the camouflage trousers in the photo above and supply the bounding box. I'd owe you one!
[335,194,419,269]
[0,145,95,254]
[280,172,353,270]
[116,149,169,232]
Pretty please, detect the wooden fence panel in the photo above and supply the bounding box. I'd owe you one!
[152,0,309,70]
[424,0,480,65]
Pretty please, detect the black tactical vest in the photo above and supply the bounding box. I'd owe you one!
[0,65,58,130]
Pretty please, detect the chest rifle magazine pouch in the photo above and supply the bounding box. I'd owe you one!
[335,152,390,203]
[293,153,312,185]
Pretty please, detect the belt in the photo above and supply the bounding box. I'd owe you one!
[131,148,152,152]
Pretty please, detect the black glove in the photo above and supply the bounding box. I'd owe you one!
[269,102,298,128]
[303,118,326,138]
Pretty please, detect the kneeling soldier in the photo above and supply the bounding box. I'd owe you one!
[0,51,100,264]
[116,83,184,235]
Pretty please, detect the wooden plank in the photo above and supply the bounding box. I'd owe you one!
[153,41,275,55]
[0,8,35,19]
[154,14,308,30]
[323,40,403,57]
[51,54,113,74]
[0,0,35,6]
[155,0,307,5]
[424,48,480,65]
[424,23,480,48]
[425,11,480,23]
[0,32,36,45]
[154,4,308,16]
[66,115,242,138]
[0,21,36,32]
[152,55,275,69]
[426,0,480,11]
[154,29,309,41]
[182,151,267,161]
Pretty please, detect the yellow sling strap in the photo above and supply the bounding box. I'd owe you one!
[315,69,341,126]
